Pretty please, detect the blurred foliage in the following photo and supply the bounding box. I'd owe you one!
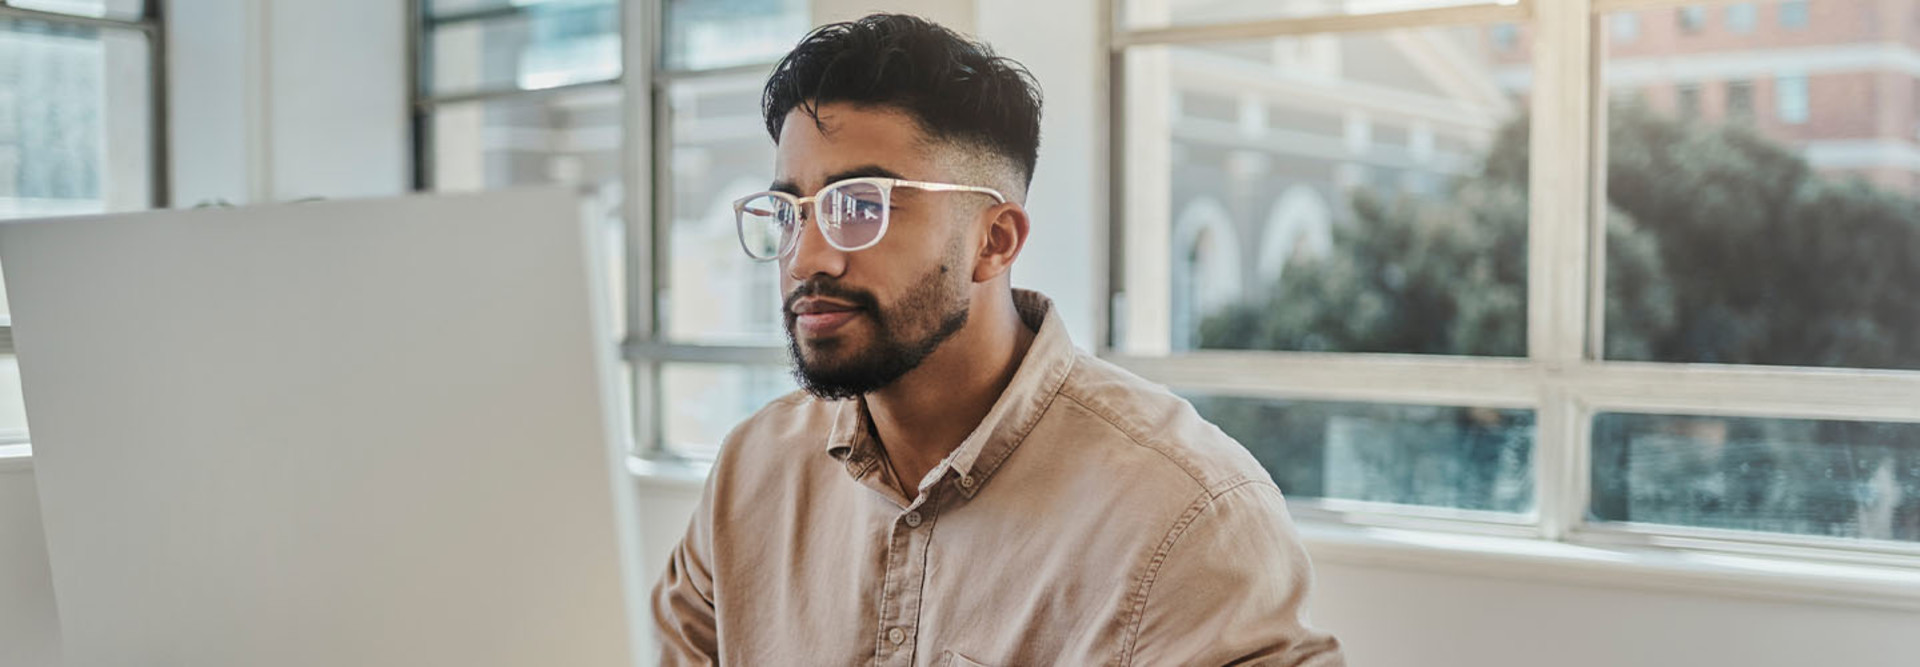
[1191,105,1920,539]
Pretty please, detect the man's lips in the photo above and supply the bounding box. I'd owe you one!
[789,297,859,315]
[789,298,865,335]
[794,310,862,335]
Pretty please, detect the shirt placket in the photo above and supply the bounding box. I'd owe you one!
[872,478,945,666]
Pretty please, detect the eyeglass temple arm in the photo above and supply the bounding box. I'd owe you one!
[893,179,1008,204]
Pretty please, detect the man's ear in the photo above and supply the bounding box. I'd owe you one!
[972,202,1029,284]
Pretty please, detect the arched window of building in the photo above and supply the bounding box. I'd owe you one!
[1171,196,1242,349]
[1256,184,1334,290]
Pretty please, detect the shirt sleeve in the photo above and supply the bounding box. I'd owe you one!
[650,472,722,666]
[1125,481,1346,667]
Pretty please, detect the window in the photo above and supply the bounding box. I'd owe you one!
[1602,6,1916,543]
[1779,0,1810,29]
[1726,3,1758,33]
[415,0,627,339]
[1120,7,1534,517]
[410,0,810,460]
[1609,12,1640,43]
[1122,24,1530,359]
[1193,396,1535,515]
[1122,0,1511,31]
[1677,5,1708,33]
[9,1,143,21]
[1776,73,1809,124]
[0,1,164,449]
[1115,0,1920,558]
[1593,414,1920,542]
[1726,79,1755,121]
[1675,83,1703,118]
[422,0,621,98]
[1490,23,1518,52]
[653,0,809,459]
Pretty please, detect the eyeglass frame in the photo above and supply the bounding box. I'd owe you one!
[732,176,1009,262]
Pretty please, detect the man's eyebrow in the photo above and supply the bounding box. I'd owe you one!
[825,165,905,184]
[768,165,907,197]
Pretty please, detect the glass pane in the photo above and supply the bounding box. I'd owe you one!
[1123,26,1530,355]
[1593,413,1920,543]
[664,0,810,71]
[662,71,785,344]
[426,0,619,97]
[1598,2,1920,370]
[1123,0,1508,30]
[427,0,589,17]
[9,0,144,21]
[661,363,797,459]
[0,20,153,221]
[1189,395,1535,513]
[0,356,23,444]
[428,85,626,336]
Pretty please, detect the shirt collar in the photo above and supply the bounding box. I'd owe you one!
[824,288,1077,499]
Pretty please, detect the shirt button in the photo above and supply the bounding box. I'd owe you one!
[887,627,906,645]
[904,511,923,528]
[959,474,976,489]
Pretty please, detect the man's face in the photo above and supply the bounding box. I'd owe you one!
[772,103,980,399]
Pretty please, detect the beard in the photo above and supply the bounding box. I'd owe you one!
[783,254,971,400]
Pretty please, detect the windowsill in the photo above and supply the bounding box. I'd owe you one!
[626,454,711,491]
[628,455,1920,613]
[0,444,30,473]
[1297,522,1920,613]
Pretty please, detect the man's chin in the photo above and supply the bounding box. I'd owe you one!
[796,336,867,368]
[791,356,888,400]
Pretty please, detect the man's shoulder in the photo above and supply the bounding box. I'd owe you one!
[1047,351,1276,498]
[716,389,835,457]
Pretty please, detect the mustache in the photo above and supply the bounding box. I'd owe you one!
[782,277,882,317]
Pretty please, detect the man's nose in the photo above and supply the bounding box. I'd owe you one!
[784,207,848,281]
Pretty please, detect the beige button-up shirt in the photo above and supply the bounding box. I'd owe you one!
[653,290,1344,666]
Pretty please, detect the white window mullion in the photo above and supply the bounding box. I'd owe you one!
[623,0,661,456]
[1111,352,1541,408]
[1528,0,1596,541]
[1114,3,1532,48]
[1535,387,1593,541]
[1568,363,1920,424]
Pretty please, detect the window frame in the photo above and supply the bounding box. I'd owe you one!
[1726,78,1755,119]
[1107,0,1920,565]
[407,0,802,466]
[0,0,170,448]
[1779,0,1811,29]
[1677,4,1708,32]
[1726,2,1758,32]
[401,0,1920,568]
[1776,71,1809,124]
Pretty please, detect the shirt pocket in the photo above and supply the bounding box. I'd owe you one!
[941,650,994,667]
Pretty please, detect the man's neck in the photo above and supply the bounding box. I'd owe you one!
[865,292,1036,501]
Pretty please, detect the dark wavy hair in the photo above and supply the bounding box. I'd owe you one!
[762,14,1043,188]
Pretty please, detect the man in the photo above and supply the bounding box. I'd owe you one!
[652,14,1344,666]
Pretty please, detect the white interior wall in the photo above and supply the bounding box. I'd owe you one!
[977,0,1104,348]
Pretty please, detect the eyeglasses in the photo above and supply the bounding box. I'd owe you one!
[733,177,1008,262]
